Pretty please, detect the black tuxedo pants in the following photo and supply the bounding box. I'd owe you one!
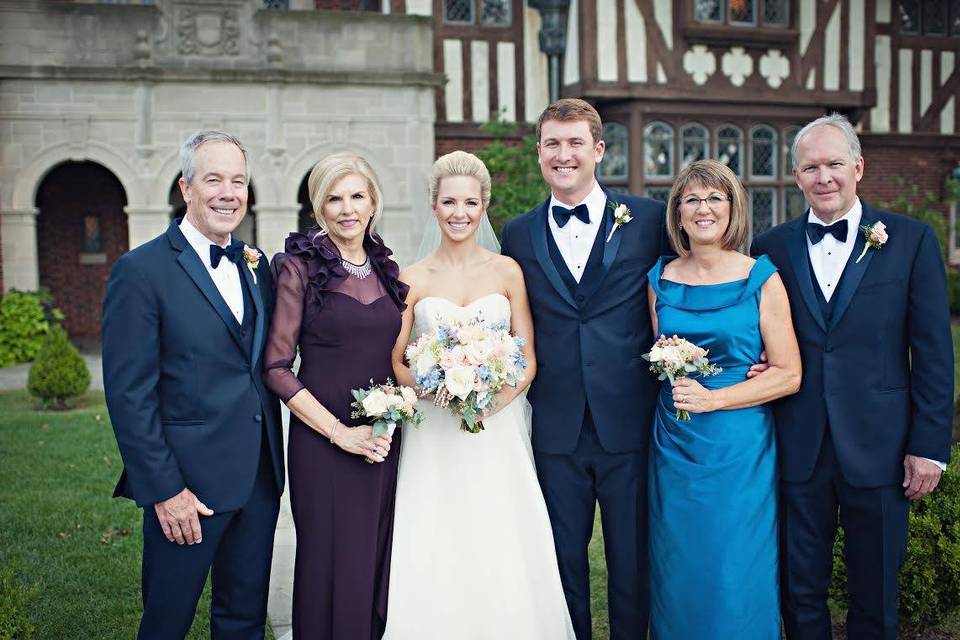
[138,435,280,640]
[534,409,649,640]
[780,430,909,640]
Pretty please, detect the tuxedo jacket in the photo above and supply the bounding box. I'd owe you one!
[752,204,953,487]
[102,221,284,511]
[501,190,669,454]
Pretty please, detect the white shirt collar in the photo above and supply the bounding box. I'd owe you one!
[806,197,862,231]
[179,217,232,265]
[548,181,607,226]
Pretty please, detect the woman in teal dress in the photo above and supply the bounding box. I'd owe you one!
[646,159,802,638]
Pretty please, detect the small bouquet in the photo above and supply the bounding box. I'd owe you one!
[404,313,527,433]
[350,378,423,437]
[642,334,722,421]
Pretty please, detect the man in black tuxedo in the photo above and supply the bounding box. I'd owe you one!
[103,131,284,639]
[752,114,953,639]
[501,99,669,639]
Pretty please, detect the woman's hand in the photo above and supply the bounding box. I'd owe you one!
[672,377,721,414]
[333,425,392,462]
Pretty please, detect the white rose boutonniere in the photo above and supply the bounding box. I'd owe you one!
[606,201,632,243]
[855,221,888,264]
[242,245,262,284]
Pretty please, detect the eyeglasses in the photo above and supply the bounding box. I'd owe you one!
[679,193,731,210]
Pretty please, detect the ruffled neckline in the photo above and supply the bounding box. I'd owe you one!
[648,255,776,311]
[283,230,408,311]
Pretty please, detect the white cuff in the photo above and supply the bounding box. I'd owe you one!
[921,457,948,472]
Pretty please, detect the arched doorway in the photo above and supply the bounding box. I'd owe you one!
[35,161,128,337]
[298,172,317,233]
[168,174,258,246]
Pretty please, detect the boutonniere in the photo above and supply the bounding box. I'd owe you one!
[855,221,888,263]
[242,245,262,284]
[606,201,632,243]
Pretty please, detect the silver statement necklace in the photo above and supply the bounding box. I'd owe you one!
[341,255,371,279]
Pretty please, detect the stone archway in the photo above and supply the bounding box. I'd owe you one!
[297,172,317,233]
[35,161,128,337]
[167,173,258,246]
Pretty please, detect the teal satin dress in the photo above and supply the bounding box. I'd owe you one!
[647,255,780,639]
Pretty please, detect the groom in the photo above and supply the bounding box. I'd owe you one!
[752,114,953,639]
[102,131,284,638]
[501,99,668,639]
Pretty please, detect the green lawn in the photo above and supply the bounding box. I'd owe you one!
[0,390,274,639]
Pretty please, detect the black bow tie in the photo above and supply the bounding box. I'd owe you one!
[210,240,244,268]
[552,203,591,228]
[806,219,848,245]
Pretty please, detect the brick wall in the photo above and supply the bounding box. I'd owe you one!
[859,135,960,213]
[36,162,128,337]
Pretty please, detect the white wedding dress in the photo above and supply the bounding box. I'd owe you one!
[382,294,576,640]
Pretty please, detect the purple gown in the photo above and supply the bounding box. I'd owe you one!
[264,231,408,640]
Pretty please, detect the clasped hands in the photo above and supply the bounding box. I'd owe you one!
[332,424,392,463]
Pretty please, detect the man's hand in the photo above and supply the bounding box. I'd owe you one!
[746,350,769,379]
[154,488,214,545]
[903,455,943,500]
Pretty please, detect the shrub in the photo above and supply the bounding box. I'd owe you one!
[829,444,960,627]
[0,289,63,367]
[948,270,960,316]
[27,326,90,410]
[0,562,37,640]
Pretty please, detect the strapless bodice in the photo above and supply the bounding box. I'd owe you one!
[411,293,512,340]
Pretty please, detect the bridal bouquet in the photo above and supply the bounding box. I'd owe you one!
[642,334,722,421]
[405,313,527,433]
[350,379,424,437]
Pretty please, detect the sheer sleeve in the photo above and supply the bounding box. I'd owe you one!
[263,254,308,403]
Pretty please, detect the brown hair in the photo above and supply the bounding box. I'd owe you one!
[535,98,603,143]
[665,159,749,257]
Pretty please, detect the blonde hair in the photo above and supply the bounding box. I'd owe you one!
[307,153,384,234]
[536,98,603,143]
[430,150,492,210]
[665,159,749,257]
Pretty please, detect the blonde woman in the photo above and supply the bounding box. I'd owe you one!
[383,151,575,639]
[263,153,407,639]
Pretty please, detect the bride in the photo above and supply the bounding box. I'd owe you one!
[384,151,575,639]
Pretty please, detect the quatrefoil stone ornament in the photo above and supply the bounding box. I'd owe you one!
[759,49,790,88]
[721,47,754,87]
[683,45,716,86]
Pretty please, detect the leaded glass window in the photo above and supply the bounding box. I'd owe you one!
[598,122,629,181]
[783,126,799,175]
[730,0,755,25]
[681,123,709,169]
[900,0,921,33]
[764,0,789,25]
[751,126,777,179]
[645,187,672,203]
[716,125,743,176]
[924,0,948,35]
[694,0,722,21]
[644,122,675,178]
[953,0,960,36]
[480,0,511,26]
[751,188,776,236]
[262,0,289,8]
[783,186,807,221]
[445,0,475,24]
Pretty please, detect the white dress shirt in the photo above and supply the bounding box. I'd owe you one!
[180,218,244,325]
[806,199,945,470]
[806,198,861,302]
[547,181,607,283]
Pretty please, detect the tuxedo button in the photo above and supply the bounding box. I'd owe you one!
[575,294,585,303]
[824,344,833,352]
[584,360,595,366]
[254,414,262,423]
[580,317,587,324]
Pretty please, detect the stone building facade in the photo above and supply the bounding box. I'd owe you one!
[0,0,439,335]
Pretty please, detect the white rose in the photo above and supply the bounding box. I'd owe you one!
[647,345,664,362]
[361,390,389,417]
[400,386,418,407]
[414,349,439,376]
[385,394,404,410]
[444,366,476,400]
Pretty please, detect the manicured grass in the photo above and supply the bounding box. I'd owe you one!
[0,390,274,639]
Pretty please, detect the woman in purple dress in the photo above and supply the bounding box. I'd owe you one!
[263,152,408,639]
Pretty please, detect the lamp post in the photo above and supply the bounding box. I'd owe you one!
[529,0,571,103]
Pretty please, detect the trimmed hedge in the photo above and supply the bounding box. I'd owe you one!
[0,289,63,367]
[27,326,90,410]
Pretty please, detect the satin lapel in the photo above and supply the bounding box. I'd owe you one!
[176,249,245,351]
[530,201,577,309]
[240,260,266,369]
[828,208,877,331]
[581,193,622,306]
[787,219,827,333]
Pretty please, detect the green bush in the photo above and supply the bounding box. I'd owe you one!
[829,444,960,627]
[949,271,960,316]
[0,289,63,367]
[27,326,90,410]
[0,562,37,640]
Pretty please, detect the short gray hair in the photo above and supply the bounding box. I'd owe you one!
[180,130,249,183]
[791,113,862,170]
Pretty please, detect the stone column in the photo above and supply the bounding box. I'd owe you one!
[126,206,171,250]
[256,204,299,259]
[0,208,40,291]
